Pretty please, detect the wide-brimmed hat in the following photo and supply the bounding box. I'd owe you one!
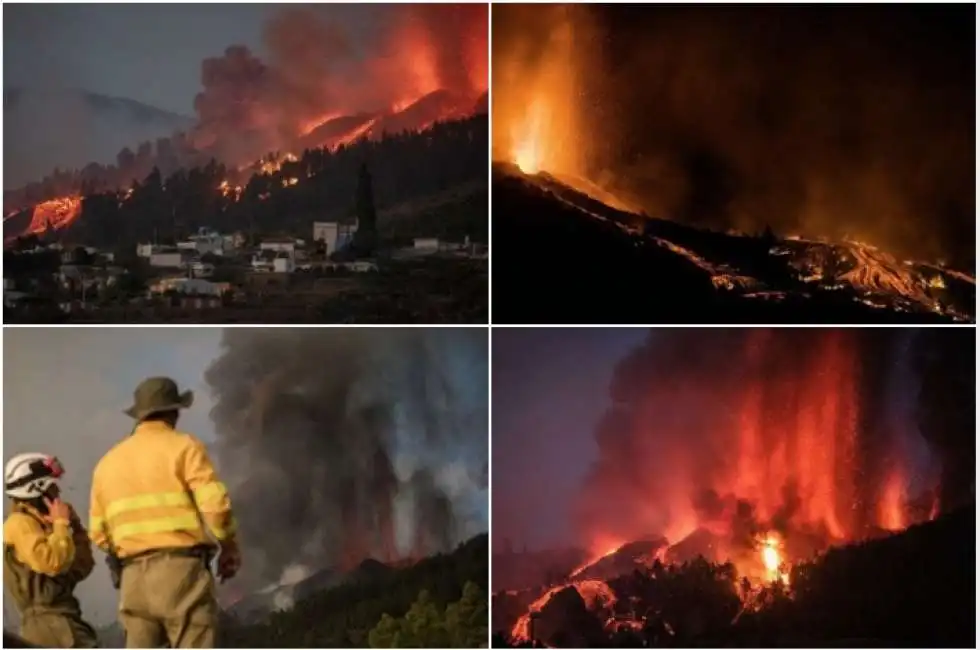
[124,377,194,421]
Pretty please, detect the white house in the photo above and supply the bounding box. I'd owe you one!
[273,256,295,274]
[312,222,338,246]
[149,250,188,269]
[178,227,227,256]
[260,238,298,254]
[313,221,358,256]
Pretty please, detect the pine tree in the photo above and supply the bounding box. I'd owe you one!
[445,581,488,647]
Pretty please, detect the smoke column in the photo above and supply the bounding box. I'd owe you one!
[192,3,487,160]
[494,4,973,267]
[203,328,488,591]
[575,329,945,559]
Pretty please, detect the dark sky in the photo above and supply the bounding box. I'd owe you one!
[2,3,379,115]
[491,328,647,551]
[494,3,974,266]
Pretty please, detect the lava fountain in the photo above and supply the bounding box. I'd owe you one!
[493,5,593,180]
[577,329,937,576]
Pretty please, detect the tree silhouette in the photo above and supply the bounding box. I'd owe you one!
[353,162,379,257]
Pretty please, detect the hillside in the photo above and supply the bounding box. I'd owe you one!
[3,87,194,188]
[4,115,488,249]
[491,506,975,648]
[492,163,974,324]
[222,533,489,647]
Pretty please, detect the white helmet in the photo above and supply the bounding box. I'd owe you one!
[4,453,64,500]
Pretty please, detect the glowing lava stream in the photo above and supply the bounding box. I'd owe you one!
[568,541,625,579]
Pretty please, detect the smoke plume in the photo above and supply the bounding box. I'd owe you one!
[494,4,974,267]
[193,4,487,160]
[4,4,488,212]
[203,328,488,591]
[575,329,958,560]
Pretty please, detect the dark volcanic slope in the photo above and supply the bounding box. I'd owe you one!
[491,163,975,325]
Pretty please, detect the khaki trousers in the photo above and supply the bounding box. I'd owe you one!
[21,610,99,648]
[118,553,217,649]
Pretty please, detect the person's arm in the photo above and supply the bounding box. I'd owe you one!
[180,438,238,544]
[3,512,76,576]
[88,470,110,553]
[66,504,95,582]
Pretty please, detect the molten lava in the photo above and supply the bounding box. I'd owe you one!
[26,197,83,235]
[568,540,624,579]
[758,533,789,586]
[511,580,616,644]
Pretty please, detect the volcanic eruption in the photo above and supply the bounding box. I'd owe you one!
[495,328,974,645]
[494,4,973,265]
[491,4,974,324]
[4,4,488,237]
[203,328,489,598]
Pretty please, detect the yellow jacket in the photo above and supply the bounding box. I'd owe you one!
[3,504,75,576]
[3,502,94,616]
[89,420,237,558]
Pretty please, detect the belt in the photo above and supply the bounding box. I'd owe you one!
[21,604,80,617]
[120,544,215,568]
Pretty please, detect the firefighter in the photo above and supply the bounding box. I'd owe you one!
[89,377,242,649]
[3,452,98,648]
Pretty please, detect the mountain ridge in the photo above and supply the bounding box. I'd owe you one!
[4,86,195,187]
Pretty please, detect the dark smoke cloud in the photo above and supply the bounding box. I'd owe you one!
[203,328,488,591]
[5,4,487,213]
[497,4,974,267]
[575,329,955,555]
[192,4,487,160]
[912,328,976,512]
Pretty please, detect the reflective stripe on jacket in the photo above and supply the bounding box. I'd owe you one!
[89,421,237,558]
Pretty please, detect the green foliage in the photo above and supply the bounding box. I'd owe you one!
[221,533,488,648]
[445,582,489,647]
[368,583,487,649]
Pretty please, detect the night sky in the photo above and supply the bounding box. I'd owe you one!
[493,3,974,267]
[3,3,382,114]
[491,328,646,551]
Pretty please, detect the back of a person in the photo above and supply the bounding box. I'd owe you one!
[92,377,240,649]
[100,424,221,649]
[95,422,209,559]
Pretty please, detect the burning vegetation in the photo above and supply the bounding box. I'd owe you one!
[492,4,974,271]
[4,4,487,239]
[492,328,975,646]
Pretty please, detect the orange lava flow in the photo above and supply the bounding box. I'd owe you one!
[569,540,624,578]
[26,196,83,235]
[511,580,616,643]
